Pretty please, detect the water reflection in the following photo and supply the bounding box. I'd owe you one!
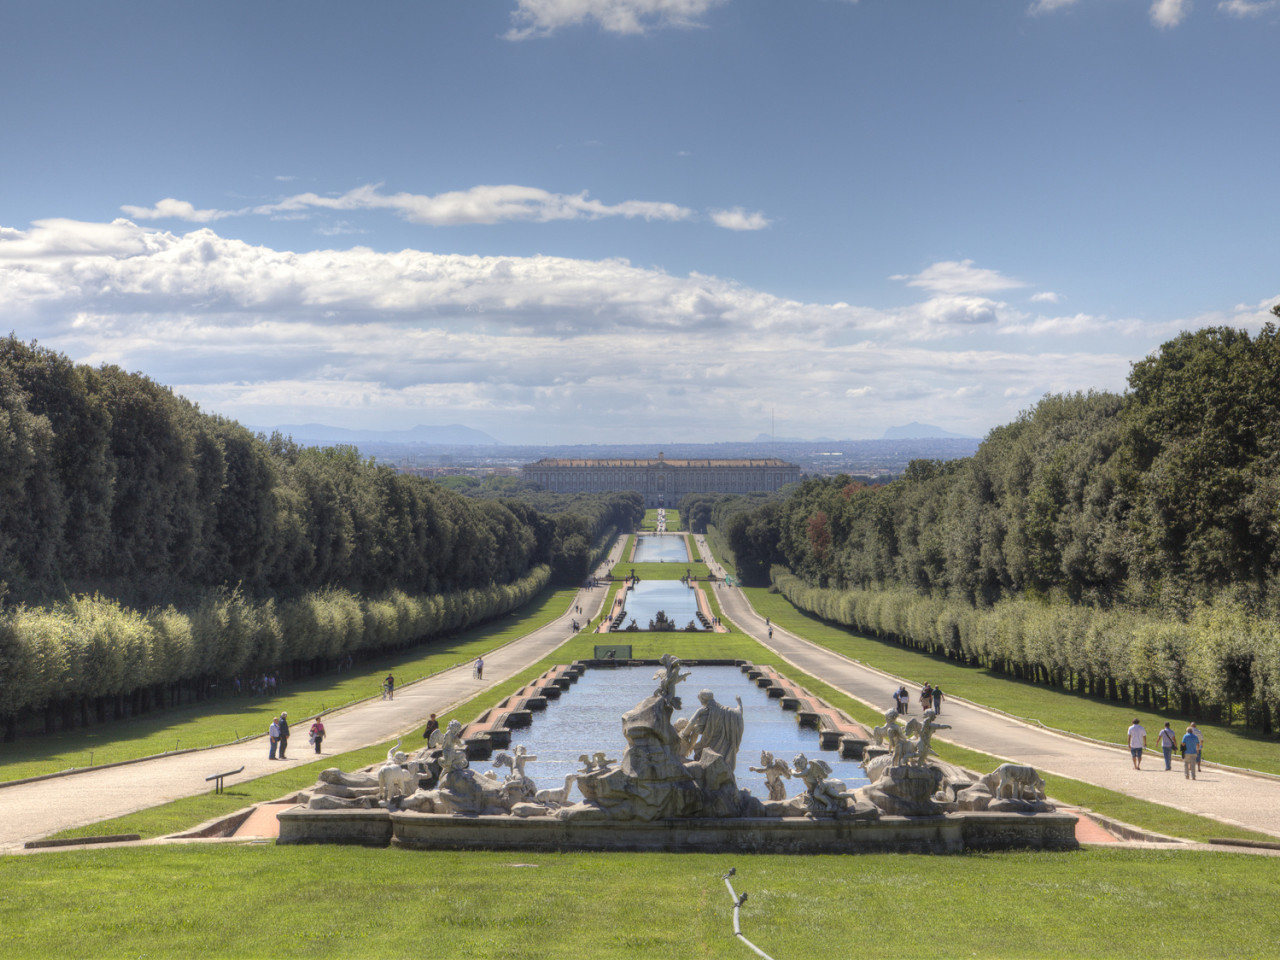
[618,580,703,631]
[503,665,869,802]
[632,534,691,563]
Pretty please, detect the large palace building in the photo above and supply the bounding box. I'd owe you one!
[521,453,802,507]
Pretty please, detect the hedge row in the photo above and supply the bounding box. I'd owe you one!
[772,566,1280,729]
[0,565,551,720]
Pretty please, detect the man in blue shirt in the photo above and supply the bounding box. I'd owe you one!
[1181,727,1200,780]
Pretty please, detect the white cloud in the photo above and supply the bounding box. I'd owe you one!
[1030,291,1061,303]
[119,198,231,223]
[1218,0,1280,13]
[505,0,728,39]
[708,207,771,231]
[891,260,1027,296]
[0,218,1187,441]
[121,183,696,228]
[1028,0,1079,13]
[1151,0,1191,27]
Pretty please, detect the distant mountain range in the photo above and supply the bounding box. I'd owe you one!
[881,422,974,440]
[257,423,503,446]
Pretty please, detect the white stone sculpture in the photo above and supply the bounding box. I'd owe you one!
[535,774,578,805]
[679,689,745,770]
[909,709,950,766]
[980,763,1046,802]
[377,742,415,805]
[873,709,913,766]
[749,750,792,801]
[791,753,855,815]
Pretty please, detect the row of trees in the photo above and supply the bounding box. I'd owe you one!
[762,321,1280,616]
[0,337,640,737]
[0,566,550,739]
[710,320,1280,731]
[773,569,1279,733]
[0,337,556,604]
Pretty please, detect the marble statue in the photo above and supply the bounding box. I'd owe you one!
[749,750,792,801]
[873,709,913,766]
[377,741,414,806]
[792,753,855,815]
[909,709,950,766]
[653,653,690,707]
[679,689,745,770]
[980,763,1046,802]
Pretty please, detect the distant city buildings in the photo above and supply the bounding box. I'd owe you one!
[521,452,801,507]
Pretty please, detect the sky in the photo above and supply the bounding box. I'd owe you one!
[2,0,1278,444]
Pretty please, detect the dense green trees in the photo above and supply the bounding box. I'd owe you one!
[0,338,634,738]
[726,318,1280,731]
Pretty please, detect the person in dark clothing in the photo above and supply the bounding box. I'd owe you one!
[277,712,290,758]
[423,713,439,740]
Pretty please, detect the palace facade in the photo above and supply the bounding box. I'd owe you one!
[521,453,802,507]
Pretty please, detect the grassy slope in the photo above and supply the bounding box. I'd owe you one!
[2,845,1279,959]
[742,587,1280,776]
[0,589,578,783]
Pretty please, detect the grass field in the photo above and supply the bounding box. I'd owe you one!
[611,561,710,580]
[640,508,682,531]
[0,589,579,783]
[742,587,1280,777]
[2,844,1278,959]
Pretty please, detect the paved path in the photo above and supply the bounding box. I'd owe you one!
[0,542,627,852]
[695,536,1280,839]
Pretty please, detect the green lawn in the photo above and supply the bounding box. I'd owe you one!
[743,587,1280,777]
[640,508,681,531]
[2,845,1278,959]
[611,561,709,580]
[0,589,579,783]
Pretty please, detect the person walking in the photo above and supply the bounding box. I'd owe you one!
[919,683,933,714]
[474,658,484,680]
[268,716,280,760]
[1157,722,1177,771]
[931,684,944,715]
[1190,722,1204,773]
[383,674,395,700]
[1127,717,1147,770]
[277,711,290,759]
[309,716,326,754]
[1181,725,1201,779]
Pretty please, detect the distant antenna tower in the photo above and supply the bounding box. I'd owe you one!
[771,408,775,444]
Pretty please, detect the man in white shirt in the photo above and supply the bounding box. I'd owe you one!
[1127,718,1147,770]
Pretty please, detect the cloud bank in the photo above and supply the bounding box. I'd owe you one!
[2,218,1254,442]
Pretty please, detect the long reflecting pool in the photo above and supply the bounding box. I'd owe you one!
[617,580,703,630]
[503,665,869,802]
[632,534,691,563]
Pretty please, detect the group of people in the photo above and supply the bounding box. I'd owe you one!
[892,683,944,716]
[1128,718,1204,779]
[267,713,327,758]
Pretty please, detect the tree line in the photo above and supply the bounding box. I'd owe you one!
[702,318,1280,732]
[0,337,641,739]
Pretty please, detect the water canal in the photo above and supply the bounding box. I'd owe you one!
[632,533,691,563]
[616,580,704,630]
[503,665,869,803]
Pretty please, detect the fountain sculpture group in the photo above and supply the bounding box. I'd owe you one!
[283,655,1068,853]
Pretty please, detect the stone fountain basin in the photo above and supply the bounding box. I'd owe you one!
[276,807,1078,854]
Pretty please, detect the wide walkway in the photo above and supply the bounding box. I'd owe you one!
[696,536,1280,839]
[0,542,626,852]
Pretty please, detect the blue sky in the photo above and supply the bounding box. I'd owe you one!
[2,0,1277,443]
